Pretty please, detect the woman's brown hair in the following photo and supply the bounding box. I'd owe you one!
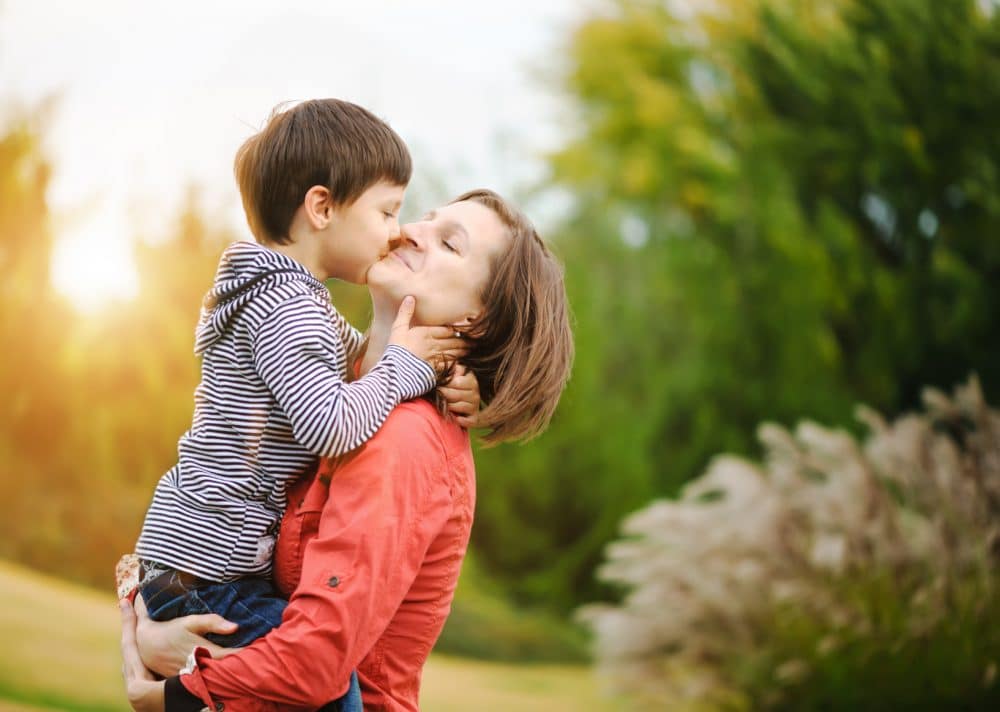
[450,189,574,445]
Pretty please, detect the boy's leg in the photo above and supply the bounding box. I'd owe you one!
[317,671,363,712]
[138,565,286,648]
[139,565,214,623]
[140,566,361,707]
[185,576,287,647]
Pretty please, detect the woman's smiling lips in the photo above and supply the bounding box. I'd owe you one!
[390,250,414,270]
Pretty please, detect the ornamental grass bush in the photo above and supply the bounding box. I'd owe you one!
[581,377,1000,711]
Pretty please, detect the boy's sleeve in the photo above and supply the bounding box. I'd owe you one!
[253,295,435,457]
[332,309,366,365]
[173,418,453,710]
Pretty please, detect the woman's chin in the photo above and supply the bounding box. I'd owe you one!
[365,263,392,289]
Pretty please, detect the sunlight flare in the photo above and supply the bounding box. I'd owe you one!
[50,208,140,313]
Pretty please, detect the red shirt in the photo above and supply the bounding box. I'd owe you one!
[179,399,476,711]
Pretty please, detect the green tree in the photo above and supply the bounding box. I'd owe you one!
[470,0,1000,613]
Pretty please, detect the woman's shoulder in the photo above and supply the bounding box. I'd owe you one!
[379,399,470,462]
[385,398,469,441]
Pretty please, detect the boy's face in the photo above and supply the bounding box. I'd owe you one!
[321,180,406,284]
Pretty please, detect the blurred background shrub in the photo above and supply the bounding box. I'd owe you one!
[582,377,1000,710]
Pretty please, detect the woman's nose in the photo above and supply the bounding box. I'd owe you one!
[398,223,424,250]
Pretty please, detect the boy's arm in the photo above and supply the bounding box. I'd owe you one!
[332,310,366,365]
[253,295,435,457]
[170,416,454,710]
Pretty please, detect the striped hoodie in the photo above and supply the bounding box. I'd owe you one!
[135,240,435,581]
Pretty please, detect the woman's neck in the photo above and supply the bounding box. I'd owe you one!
[359,298,397,376]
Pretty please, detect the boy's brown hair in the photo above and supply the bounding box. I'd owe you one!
[235,99,412,245]
[450,189,574,445]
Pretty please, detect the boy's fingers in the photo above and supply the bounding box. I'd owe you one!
[446,370,475,389]
[430,340,467,355]
[392,296,416,331]
[439,387,475,408]
[422,326,459,340]
[447,400,477,416]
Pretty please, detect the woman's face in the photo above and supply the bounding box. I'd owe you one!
[366,199,509,326]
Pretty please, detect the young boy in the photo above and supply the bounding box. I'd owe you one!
[127,99,471,651]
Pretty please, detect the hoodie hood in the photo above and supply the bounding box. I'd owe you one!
[195,241,326,355]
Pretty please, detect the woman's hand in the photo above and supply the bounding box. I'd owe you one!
[440,364,480,428]
[133,594,240,677]
[120,598,165,712]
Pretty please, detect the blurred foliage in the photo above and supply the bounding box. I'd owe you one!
[435,555,587,663]
[0,113,234,586]
[581,377,1000,710]
[467,0,1000,612]
[0,0,997,669]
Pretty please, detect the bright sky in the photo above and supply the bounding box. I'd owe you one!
[0,0,582,311]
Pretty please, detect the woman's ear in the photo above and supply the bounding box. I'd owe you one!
[303,186,333,230]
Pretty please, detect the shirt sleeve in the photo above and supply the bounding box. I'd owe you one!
[253,295,436,457]
[333,311,366,365]
[177,418,454,710]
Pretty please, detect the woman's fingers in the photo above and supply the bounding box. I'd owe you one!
[181,612,239,638]
[134,593,149,618]
[120,599,155,682]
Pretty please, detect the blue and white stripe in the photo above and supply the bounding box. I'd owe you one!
[135,241,434,581]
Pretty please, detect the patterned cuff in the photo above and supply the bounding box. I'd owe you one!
[383,344,436,399]
[115,553,141,603]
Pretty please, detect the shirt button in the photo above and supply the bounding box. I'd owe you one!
[327,576,340,588]
[215,703,225,712]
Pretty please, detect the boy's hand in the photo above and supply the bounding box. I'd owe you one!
[439,365,480,428]
[390,296,467,373]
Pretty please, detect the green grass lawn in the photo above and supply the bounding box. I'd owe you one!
[0,561,621,711]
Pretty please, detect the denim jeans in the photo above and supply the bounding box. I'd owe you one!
[140,569,362,711]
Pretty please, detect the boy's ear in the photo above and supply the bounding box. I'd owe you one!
[303,186,333,230]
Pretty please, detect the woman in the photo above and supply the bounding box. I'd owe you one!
[120,188,574,711]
